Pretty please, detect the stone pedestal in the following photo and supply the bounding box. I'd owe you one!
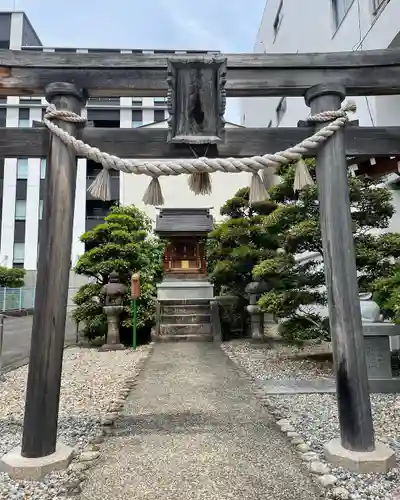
[0,442,73,480]
[247,304,264,342]
[99,305,126,351]
[324,438,396,473]
[245,281,269,343]
[363,322,400,393]
[157,280,214,301]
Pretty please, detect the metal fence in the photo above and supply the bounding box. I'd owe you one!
[0,287,81,312]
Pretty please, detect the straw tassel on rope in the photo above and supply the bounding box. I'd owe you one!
[87,167,111,201]
[293,159,314,192]
[188,172,212,196]
[142,177,165,206]
[249,171,268,206]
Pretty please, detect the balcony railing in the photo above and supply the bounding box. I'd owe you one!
[87,97,121,106]
[85,216,106,231]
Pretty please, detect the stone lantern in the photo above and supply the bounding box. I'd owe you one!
[245,280,269,342]
[99,271,127,351]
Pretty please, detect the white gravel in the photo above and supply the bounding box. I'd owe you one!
[223,340,333,380]
[0,345,151,500]
[222,340,400,500]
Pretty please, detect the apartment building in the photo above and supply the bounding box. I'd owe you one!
[0,10,250,277]
[242,0,400,128]
[242,0,400,233]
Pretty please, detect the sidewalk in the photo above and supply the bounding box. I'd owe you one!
[80,343,323,500]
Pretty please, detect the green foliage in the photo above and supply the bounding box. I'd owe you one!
[208,188,278,297]
[207,188,279,337]
[253,160,399,342]
[0,266,25,288]
[278,315,330,345]
[72,205,164,343]
[372,267,400,322]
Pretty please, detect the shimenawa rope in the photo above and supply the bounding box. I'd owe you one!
[42,101,356,206]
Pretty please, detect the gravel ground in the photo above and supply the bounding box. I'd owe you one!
[222,340,400,500]
[0,345,151,500]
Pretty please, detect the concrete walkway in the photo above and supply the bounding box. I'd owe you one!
[80,343,323,500]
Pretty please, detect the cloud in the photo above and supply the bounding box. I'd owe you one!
[158,0,232,51]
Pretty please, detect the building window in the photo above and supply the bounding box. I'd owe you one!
[13,243,25,264]
[15,200,27,220]
[276,97,287,125]
[371,0,389,14]
[132,98,143,106]
[154,110,165,122]
[20,96,43,105]
[132,109,143,128]
[40,158,46,179]
[17,158,29,179]
[273,0,283,38]
[39,199,43,219]
[18,108,30,127]
[332,0,353,28]
[0,108,6,128]
[154,97,166,106]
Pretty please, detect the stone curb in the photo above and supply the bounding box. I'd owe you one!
[62,342,155,497]
[220,345,350,500]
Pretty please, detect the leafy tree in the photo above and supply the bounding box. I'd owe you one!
[72,205,164,344]
[254,160,400,343]
[0,267,25,288]
[207,187,279,336]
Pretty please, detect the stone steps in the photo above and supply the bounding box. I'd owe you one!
[156,333,213,342]
[158,298,211,306]
[159,323,212,336]
[156,298,213,342]
[163,304,210,315]
[161,313,210,325]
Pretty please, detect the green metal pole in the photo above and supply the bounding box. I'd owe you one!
[132,299,137,350]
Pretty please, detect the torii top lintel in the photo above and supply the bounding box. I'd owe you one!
[0,47,400,97]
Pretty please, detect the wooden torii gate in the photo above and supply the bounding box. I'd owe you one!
[0,48,399,469]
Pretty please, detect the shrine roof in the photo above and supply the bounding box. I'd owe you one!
[155,208,214,235]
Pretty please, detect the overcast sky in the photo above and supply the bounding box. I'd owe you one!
[2,0,266,122]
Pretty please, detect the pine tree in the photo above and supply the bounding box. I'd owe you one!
[207,187,279,336]
[72,205,164,343]
[253,160,400,343]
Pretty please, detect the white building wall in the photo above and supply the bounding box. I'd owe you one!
[23,106,42,270]
[0,101,18,267]
[243,0,400,128]
[71,158,87,265]
[120,120,250,224]
[9,11,23,50]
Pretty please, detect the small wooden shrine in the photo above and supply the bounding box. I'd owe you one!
[155,207,213,279]
[154,207,214,300]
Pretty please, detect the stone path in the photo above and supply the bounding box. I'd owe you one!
[80,343,323,500]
